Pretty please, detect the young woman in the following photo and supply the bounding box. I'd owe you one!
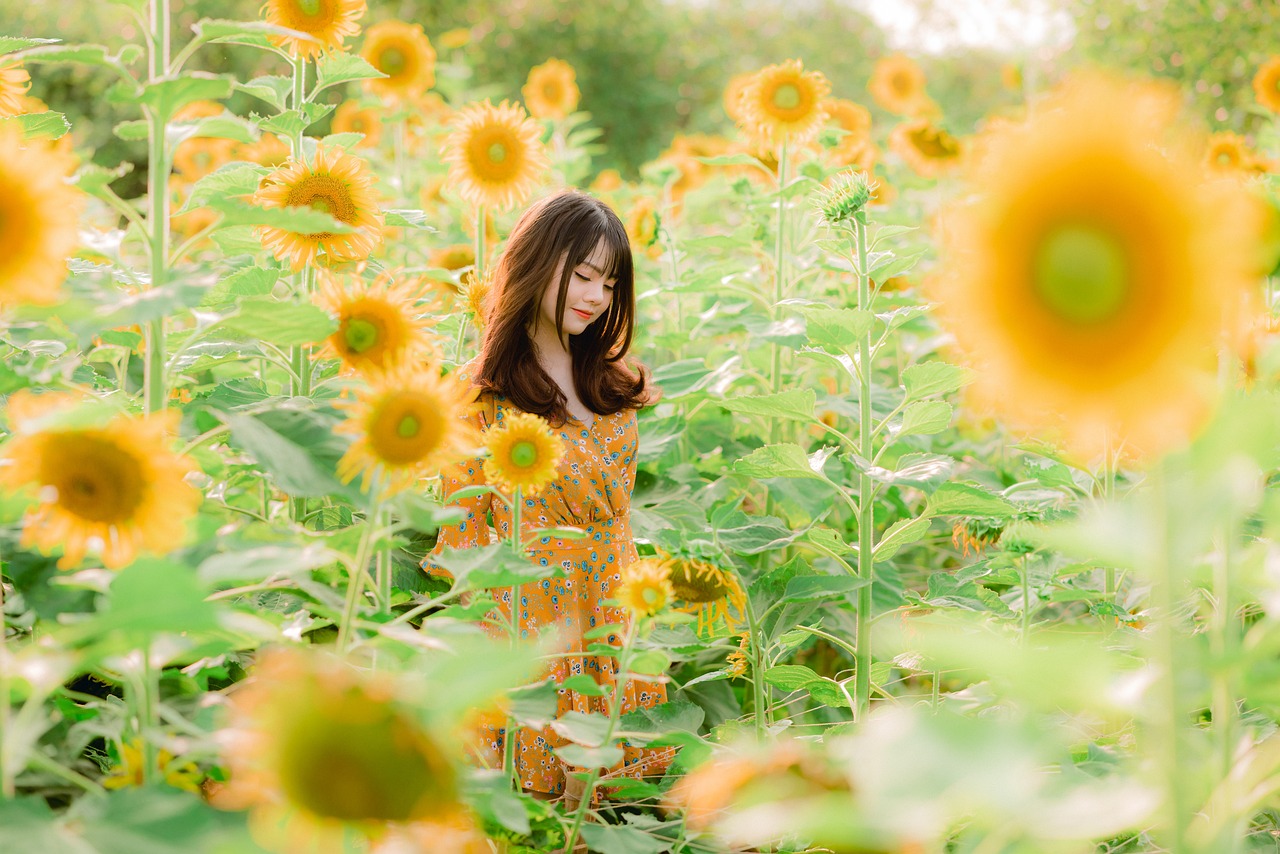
[422,190,671,803]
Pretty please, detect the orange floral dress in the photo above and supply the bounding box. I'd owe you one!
[421,375,673,796]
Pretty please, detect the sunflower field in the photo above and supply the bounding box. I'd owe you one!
[5,0,1280,852]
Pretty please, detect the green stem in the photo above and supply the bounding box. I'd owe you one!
[741,590,768,740]
[336,485,384,653]
[0,549,12,798]
[290,55,306,156]
[853,216,873,722]
[503,486,523,789]
[768,140,790,446]
[1103,430,1117,608]
[138,646,159,785]
[1020,555,1032,646]
[374,503,391,614]
[1211,517,1238,849]
[144,0,172,416]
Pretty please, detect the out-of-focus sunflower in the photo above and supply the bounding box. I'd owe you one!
[823,98,872,147]
[369,809,489,854]
[482,411,564,497]
[102,739,202,793]
[427,243,475,291]
[216,647,460,852]
[441,100,549,211]
[614,557,675,618]
[335,363,478,494]
[1253,56,1280,114]
[173,137,237,181]
[590,168,623,193]
[625,196,661,259]
[0,62,30,116]
[315,270,438,374]
[722,72,754,125]
[889,118,963,178]
[406,92,454,145]
[463,266,492,331]
[0,392,200,569]
[830,135,880,173]
[666,556,746,633]
[868,54,935,117]
[331,100,384,148]
[236,133,291,168]
[252,145,383,271]
[522,58,580,120]
[934,74,1261,457]
[0,125,82,306]
[169,177,220,239]
[737,60,831,150]
[262,0,365,59]
[360,20,435,102]
[1203,131,1264,175]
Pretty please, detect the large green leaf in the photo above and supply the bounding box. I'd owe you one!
[179,163,266,212]
[235,75,293,112]
[431,543,567,590]
[69,559,219,647]
[902,361,971,402]
[226,410,349,498]
[134,73,235,117]
[313,52,387,96]
[896,400,953,438]
[579,823,670,854]
[204,198,356,234]
[734,443,832,481]
[220,297,337,346]
[799,307,875,350]
[0,37,59,56]
[0,111,69,140]
[926,482,1018,518]
[781,573,868,602]
[550,710,612,746]
[873,515,933,562]
[720,388,816,423]
[860,452,954,489]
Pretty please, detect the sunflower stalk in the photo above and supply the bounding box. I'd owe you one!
[741,587,769,739]
[852,214,873,721]
[143,0,172,416]
[0,556,12,798]
[337,479,385,652]
[502,484,524,788]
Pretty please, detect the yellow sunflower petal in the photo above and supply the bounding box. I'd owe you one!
[0,124,82,307]
[361,20,436,102]
[441,99,550,211]
[0,62,31,117]
[262,0,366,59]
[331,100,384,148]
[666,556,746,633]
[1253,55,1280,114]
[522,58,580,121]
[481,411,564,497]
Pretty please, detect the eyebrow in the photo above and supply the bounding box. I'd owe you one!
[578,260,616,280]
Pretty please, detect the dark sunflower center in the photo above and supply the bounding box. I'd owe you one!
[892,72,912,95]
[669,561,735,604]
[1033,224,1130,325]
[772,83,801,110]
[342,317,380,353]
[42,432,147,524]
[509,440,538,468]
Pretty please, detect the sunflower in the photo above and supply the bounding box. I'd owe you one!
[102,739,202,793]
[823,98,872,147]
[169,176,220,239]
[174,137,237,181]
[889,118,963,178]
[736,60,831,150]
[868,54,934,116]
[438,28,471,50]
[0,125,82,306]
[315,270,438,374]
[722,72,754,125]
[522,58,580,121]
[813,169,873,229]
[625,196,661,258]
[261,0,365,59]
[463,266,492,330]
[252,145,383,271]
[331,100,384,148]
[725,632,750,678]
[441,100,549,211]
[590,168,623,194]
[216,647,460,852]
[666,556,747,632]
[481,411,564,497]
[405,92,454,145]
[614,557,675,618]
[1203,131,1262,175]
[934,74,1260,457]
[360,20,435,102]
[1253,56,1280,114]
[0,392,200,569]
[335,363,478,494]
[236,133,291,168]
[427,243,475,291]
[830,135,880,173]
[0,62,30,116]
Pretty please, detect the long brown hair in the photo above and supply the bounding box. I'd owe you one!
[473,190,649,425]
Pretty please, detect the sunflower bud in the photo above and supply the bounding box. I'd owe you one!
[814,169,873,228]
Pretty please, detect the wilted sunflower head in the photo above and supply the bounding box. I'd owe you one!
[261,0,366,59]
[736,59,831,150]
[522,58,580,120]
[441,100,550,211]
[614,557,675,618]
[665,555,747,633]
[481,411,564,497]
[1253,56,1280,114]
[361,19,436,102]
[316,269,439,374]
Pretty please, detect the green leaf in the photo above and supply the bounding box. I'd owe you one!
[384,208,430,228]
[926,483,1018,518]
[0,37,60,56]
[72,559,218,646]
[203,197,355,234]
[781,574,869,602]
[113,119,147,141]
[221,298,337,346]
[556,743,624,769]
[873,515,933,562]
[650,358,712,398]
[432,544,567,590]
[799,307,876,350]
[629,649,671,676]
[896,400,953,438]
[15,43,143,73]
[202,266,279,306]
[867,247,926,282]
[550,710,612,746]
[806,679,852,708]
[235,75,293,112]
[73,161,134,201]
[579,823,671,854]
[226,411,349,498]
[720,388,816,423]
[507,679,561,729]
[717,516,802,555]
[861,452,954,489]
[255,103,334,139]
[0,111,69,140]
[801,525,856,555]
[198,544,338,585]
[179,163,266,212]
[696,152,770,167]
[559,674,609,697]
[135,73,235,117]
[902,361,971,401]
[169,113,257,146]
[733,443,831,481]
[313,52,386,96]
[618,698,705,735]
[764,664,822,691]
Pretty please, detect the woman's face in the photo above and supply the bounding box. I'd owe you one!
[537,237,616,340]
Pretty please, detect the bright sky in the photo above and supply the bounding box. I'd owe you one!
[858,0,1074,54]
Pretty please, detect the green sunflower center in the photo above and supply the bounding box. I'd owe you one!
[295,0,323,16]
[378,47,407,76]
[641,586,662,606]
[343,317,380,353]
[509,440,538,468]
[772,83,802,110]
[487,142,508,163]
[1033,224,1130,325]
[397,414,420,438]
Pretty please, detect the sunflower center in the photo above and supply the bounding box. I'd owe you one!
[543,82,560,100]
[772,83,802,110]
[641,586,662,606]
[294,0,324,16]
[368,392,445,465]
[397,414,420,438]
[343,317,380,353]
[42,432,147,524]
[892,72,912,96]
[487,142,508,163]
[1032,224,1131,325]
[285,174,357,227]
[377,47,407,76]
[509,440,539,468]
[909,126,959,159]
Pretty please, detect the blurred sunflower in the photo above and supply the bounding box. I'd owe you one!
[666,555,746,632]
[1203,131,1264,175]
[216,647,460,852]
[174,137,237,182]
[482,411,564,497]
[315,270,437,374]
[625,196,661,258]
[823,98,872,148]
[438,28,471,50]
[169,177,220,240]
[102,738,202,793]
[463,267,492,331]
[614,557,675,617]
[1253,55,1280,114]
[369,810,489,854]
[442,100,549,211]
[237,133,291,168]
[868,54,935,116]
[722,72,754,125]
[0,392,200,569]
[335,363,478,494]
[331,100,384,148]
[0,62,30,116]
[427,243,475,291]
[737,59,831,150]
[0,124,82,306]
[522,58,580,120]
[360,20,435,102]
[934,74,1261,457]
[889,118,963,178]
[590,168,623,193]
[253,145,383,270]
[830,136,880,173]
[262,0,365,59]
[405,92,454,145]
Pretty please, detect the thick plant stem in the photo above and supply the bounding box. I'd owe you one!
[853,216,873,721]
[337,485,383,653]
[502,487,524,789]
[741,591,768,739]
[768,141,790,445]
[144,0,171,415]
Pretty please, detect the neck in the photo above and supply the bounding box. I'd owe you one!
[529,322,571,372]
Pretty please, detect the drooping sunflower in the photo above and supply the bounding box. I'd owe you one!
[360,20,435,102]
[0,124,83,306]
[614,558,675,618]
[868,54,935,116]
[315,270,438,374]
[934,74,1261,457]
[1253,56,1280,114]
[889,118,963,178]
[335,363,478,494]
[102,739,202,793]
[216,647,460,852]
[441,100,550,211]
[331,100,384,148]
[666,555,747,633]
[261,0,366,59]
[522,58,580,121]
[0,392,200,569]
[736,60,831,150]
[0,62,31,116]
[481,411,564,497]
[253,145,383,271]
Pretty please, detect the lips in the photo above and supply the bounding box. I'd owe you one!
[571,309,593,320]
